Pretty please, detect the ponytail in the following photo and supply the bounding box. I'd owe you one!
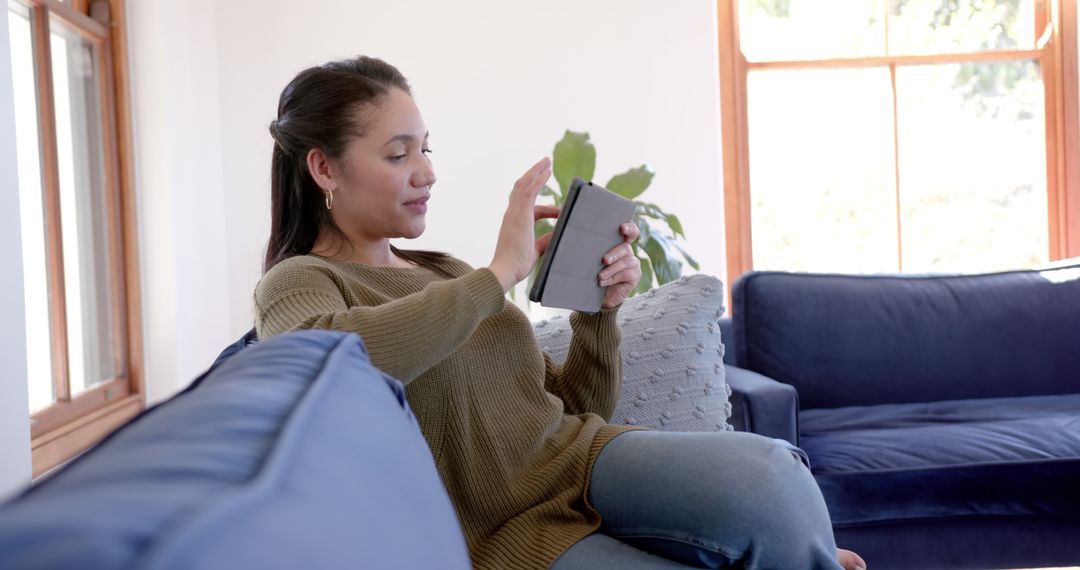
[264,143,327,272]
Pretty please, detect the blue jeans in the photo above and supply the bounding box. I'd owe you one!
[550,430,843,569]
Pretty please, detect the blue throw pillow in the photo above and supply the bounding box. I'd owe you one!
[0,330,470,570]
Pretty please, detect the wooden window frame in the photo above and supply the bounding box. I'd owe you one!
[718,0,1080,293]
[12,0,143,477]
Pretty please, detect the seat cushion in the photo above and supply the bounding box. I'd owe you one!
[801,393,1080,526]
[0,330,471,570]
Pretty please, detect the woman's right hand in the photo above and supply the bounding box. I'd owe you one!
[488,157,560,292]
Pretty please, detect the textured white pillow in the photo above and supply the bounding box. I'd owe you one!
[533,274,732,432]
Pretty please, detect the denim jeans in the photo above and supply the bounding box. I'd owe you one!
[550,430,843,569]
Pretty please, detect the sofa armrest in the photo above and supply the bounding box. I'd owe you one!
[727,365,800,445]
[0,331,472,570]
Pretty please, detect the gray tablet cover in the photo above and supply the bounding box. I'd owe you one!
[529,177,636,313]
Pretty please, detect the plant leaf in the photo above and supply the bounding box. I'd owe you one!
[633,218,657,258]
[634,202,682,238]
[637,203,660,218]
[657,258,683,285]
[673,242,699,270]
[634,202,669,224]
[634,215,655,242]
[638,209,693,270]
[552,130,596,195]
[664,213,685,239]
[644,236,682,285]
[643,237,668,280]
[540,184,561,206]
[606,165,654,200]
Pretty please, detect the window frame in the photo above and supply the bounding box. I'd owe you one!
[718,0,1080,292]
[12,0,142,477]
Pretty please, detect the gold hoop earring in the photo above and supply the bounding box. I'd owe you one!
[324,190,334,211]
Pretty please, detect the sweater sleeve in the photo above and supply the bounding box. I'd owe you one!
[542,306,624,421]
[254,261,506,384]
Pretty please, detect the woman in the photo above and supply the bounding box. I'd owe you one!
[254,56,866,570]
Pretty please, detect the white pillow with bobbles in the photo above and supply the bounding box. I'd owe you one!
[533,274,732,432]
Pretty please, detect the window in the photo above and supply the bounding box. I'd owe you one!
[7,0,140,476]
[719,0,1079,282]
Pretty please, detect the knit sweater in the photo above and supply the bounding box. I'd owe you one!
[253,253,639,569]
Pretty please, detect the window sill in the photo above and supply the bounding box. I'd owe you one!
[31,394,143,478]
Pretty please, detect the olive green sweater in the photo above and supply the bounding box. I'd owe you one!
[253,254,638,569]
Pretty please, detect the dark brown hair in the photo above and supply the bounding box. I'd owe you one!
[264,56,450,275]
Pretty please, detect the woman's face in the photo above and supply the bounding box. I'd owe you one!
[329,88,435,243]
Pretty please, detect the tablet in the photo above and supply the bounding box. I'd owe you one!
[529,177,636,313]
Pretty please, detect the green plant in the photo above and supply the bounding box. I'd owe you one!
[528,130,698,299]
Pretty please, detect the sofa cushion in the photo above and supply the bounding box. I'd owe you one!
[534,274,732,432]
[731,262,1080,409]
[0,331,471,570]
[800,394,1080,526]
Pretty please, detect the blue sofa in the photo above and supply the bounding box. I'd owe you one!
[720,262,1080,570]
[0,330,472,570]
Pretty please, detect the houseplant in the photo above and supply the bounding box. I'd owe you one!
[525,130,697,299]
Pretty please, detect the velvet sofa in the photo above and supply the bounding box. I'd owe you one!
[720,262,1080,570]
[0,330,474,570]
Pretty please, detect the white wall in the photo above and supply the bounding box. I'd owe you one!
[130,0,726,402]
[128,0,232,403]
[216,0,726,329]
[0,6,33,498]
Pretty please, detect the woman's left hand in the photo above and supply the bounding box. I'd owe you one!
[598,222,642,310]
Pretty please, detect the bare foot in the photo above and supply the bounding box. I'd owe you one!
[838,548,866,570]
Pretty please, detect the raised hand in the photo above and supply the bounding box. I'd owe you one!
[488,158,558,291]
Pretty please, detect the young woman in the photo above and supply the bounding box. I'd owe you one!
[254,56,866,570]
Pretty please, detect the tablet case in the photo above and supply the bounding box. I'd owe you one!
[528,177,636,313]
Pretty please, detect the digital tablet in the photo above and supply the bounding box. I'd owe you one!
[528,177,636,313]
